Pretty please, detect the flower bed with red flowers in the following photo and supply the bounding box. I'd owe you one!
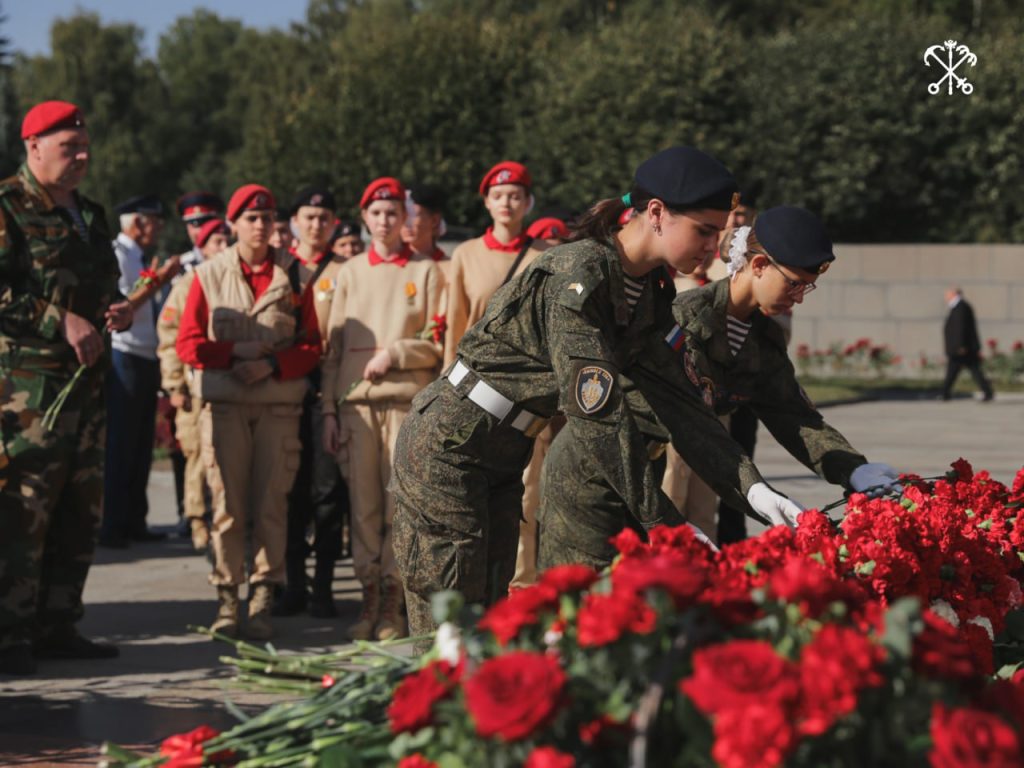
[105,460,1024,768]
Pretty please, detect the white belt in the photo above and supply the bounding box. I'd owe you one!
[448,359,548,436]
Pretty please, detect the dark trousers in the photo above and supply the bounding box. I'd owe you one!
[101,349,159,538]
[717,405,758,544]
[283,393,349,592]
[942,356,993,400]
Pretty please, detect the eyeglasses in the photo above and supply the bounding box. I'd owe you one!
[765,257,817,297]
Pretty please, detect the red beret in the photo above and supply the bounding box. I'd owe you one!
[359,177,405,209]
[21,100,85,139]
[226,184,275,222]
[479,161,531,196]
[196,218,229,248]
[526,217,569,240]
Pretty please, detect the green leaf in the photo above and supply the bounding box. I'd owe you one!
[880,597,923,661]
[855,560,876,577]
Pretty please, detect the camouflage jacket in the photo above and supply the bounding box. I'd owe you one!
[669,278,866,487]
[0,164,120,376]
[455,238,763,523]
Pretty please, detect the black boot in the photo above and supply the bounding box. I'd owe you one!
[309,558,337,618]
[272,555,308,617]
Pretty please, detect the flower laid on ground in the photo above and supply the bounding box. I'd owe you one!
[104,459,1024,768]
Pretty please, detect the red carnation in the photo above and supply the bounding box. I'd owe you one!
[577,590,656,647]
[712,704,797,768]
[579,714,632,746]
[612,552,707,607]
[798,625,884,736]
[398,755,439,768]
[478,583,559,645]
[539,564,599,594]
[463,652,566,740]
[951,458,974,482]
[680,640,799,716]
[388,659,462,734]
[609,527,645,558]
[913,610,978,681]
[929,703,1021,768]
[159,725,233,766]
[524,746,576,768]
[768,554,848,617]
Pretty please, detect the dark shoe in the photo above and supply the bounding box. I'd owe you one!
[271,586,308,617]
[175,517,192,538]
[309,590,337,618]
[97,534,130,549]
[0,644,37,675]
[34,630,119,660]
[128,529,168,542]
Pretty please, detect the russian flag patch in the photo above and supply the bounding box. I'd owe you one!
[664,324,685,352]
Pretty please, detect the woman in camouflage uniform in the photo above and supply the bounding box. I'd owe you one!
[391,147,803,642]
[536,206,903,572]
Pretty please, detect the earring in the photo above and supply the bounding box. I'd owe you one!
[653,223,662,236]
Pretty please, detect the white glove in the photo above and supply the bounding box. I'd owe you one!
[686,522,719,552]
[746,482,805,528]
[849,462,903,498]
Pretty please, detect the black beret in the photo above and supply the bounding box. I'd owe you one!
[176,191,224,222]
[754,206,835,275]
[114,194,164,217]
[408,183,445,213]
[331,220,361,241]
[291,185,337,213]
[633,146,739,212]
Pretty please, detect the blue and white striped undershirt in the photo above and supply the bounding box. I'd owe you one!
[726,315,752,355]
[623,274,645,310]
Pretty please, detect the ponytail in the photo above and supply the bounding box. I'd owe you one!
[569,185,656,243]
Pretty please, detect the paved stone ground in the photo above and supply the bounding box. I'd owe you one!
[1,392,1021,765]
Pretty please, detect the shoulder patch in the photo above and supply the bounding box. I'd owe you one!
[575,365,614,415]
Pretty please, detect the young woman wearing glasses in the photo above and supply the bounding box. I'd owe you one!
[537,205,903,572]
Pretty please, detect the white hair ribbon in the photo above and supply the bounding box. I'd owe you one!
[727,226,751,279]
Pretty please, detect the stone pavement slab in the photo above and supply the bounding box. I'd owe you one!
[1,394,1021,764]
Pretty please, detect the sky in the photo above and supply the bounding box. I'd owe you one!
[3,0,308,56]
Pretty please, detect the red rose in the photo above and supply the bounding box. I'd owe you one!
[478,583,559,645]
[398,755,439,768]
[798,625,884,736]
[539,564,599,594]
[929,703,1021,768]
[524,746,576,768]
[680,640,799,716]
[712,704,796,768]
[463,651,566,740]
[388,660,461,734]
[577,590,656,647]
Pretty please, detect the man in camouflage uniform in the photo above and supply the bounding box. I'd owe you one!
[0,101,132,675]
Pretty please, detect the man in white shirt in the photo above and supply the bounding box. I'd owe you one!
[99,194,166,547]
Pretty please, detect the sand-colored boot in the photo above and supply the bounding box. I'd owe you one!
[375,576,408,641]
[211,586,239,639]
[347,578,380,641]
[245,584,275,641]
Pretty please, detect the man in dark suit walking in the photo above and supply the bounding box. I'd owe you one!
[942,287,994,401]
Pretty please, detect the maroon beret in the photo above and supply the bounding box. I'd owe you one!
[21,100,85,139]
[226,184,275,222]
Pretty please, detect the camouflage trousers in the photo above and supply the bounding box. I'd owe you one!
[0,361,105,650]
[391,382,532,643]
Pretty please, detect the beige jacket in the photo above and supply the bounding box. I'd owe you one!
[156,272,195,395]
[321,252,443,413]
[442,236,541,366]
[192,246,308,404]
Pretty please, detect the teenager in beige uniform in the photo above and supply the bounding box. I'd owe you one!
[157,218,229,551]
[176,184,321,641]
[322,177,443,641]
[442,161,542,367]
